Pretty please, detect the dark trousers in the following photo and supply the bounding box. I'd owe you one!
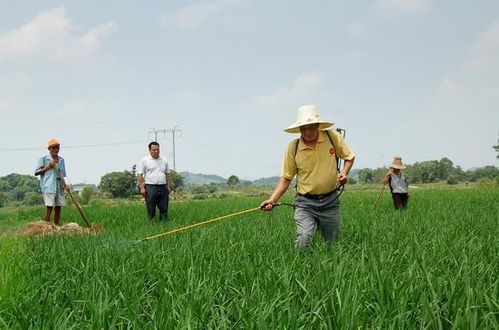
[392,193,408,210]
[145,184,169,220]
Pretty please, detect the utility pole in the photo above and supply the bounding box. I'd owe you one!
[148,128,167,142]
[166,125,181,171]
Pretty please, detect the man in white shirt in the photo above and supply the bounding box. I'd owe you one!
[137,142,171,221]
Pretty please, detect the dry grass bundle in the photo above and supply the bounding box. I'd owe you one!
[22,220,101,237]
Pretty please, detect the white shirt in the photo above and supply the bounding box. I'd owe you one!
[137,156,169,185]
[390,173,408,194]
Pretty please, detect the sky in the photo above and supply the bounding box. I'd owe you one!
[1,0,498,184]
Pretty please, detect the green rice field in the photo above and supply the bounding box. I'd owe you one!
[0,188,498,328]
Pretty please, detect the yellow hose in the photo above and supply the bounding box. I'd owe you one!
[140,206,262,242]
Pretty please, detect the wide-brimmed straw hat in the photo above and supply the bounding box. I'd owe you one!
[47,138,60,148]
[390,156,406,169]
[284,105,334,133]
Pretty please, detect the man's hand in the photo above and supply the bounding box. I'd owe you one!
[386,168,394,177]
[337,172,348,185]
[140,186,146,198]
[167,186,171,194]
[48,159,58,168]
[260,199,276,211]
[64,185,72,192]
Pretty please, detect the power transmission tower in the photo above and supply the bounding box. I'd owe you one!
[148,128,167,142]
[166,126,181,171]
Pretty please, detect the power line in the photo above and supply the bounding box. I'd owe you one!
[148,128,167,142]
[0,140,145,152]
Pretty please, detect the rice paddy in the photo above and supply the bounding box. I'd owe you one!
[0,188,498,328]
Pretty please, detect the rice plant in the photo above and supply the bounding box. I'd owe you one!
[0,188,497,328]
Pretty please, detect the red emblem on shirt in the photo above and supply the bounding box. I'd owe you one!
[329,148,335,156]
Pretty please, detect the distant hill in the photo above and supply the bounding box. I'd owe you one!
[180,172,226,185]
[179,170,359,187]
[251,176,280,188]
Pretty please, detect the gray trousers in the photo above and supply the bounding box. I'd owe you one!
[294,191,341,248]
[145,184,169,221]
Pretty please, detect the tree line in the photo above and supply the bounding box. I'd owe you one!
[1,157,498,207]
[355,157,499,185]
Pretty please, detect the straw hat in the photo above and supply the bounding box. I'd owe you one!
[390,156,406,169]
[47,138,60,148]
[284,105,334,133]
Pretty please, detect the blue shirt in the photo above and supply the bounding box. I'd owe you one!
[35,155,66,194]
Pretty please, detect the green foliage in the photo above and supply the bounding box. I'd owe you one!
[0,189,497,328]
[0,180,11,192]
[80,186,95,205]
[169,170,184,191]
[192,193,209,200]
[355,158,499,185]
[476,176,499,188]
[99,170,137,198]
[0,173,40,206]
[358,168,375,183]
[0,192,6,207]
[22,192,43,206]
[466,165,499,182]
[227,175,240,187]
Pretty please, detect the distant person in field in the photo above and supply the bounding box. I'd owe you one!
[137,142,171,221]
[34,138,70,225]
[260,105,355,248]
[383,156,409,210]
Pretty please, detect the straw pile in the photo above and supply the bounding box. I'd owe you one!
[22,220,101,237]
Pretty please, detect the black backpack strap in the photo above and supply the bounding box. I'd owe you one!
[293,138,300,158]
[388,176,394,193]
[291,138,300,188]
[325,130,340,173]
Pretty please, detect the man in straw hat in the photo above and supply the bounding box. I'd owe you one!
[383,156,409,209]
[260,105,355,248]
[34,138,70,225]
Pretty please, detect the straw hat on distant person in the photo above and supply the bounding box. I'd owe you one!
[390,156,406,169]
[284,105,334,133]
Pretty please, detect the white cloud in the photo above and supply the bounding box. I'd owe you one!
[161,0,242,29]
[254,72,322,106]
[465,20,499,73]
[0,7,117,62]
[347,21,366,39]
[437,77,459,97]
[375,0,432,16]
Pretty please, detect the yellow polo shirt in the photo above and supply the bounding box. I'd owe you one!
[281,130,355,195]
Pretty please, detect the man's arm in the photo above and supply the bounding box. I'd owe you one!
[137,174,146,197]
[383,169,393,185]
[260,177,293,211]
[166,174,171,193]
[338,157,355,184]
[35,158,57,176]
